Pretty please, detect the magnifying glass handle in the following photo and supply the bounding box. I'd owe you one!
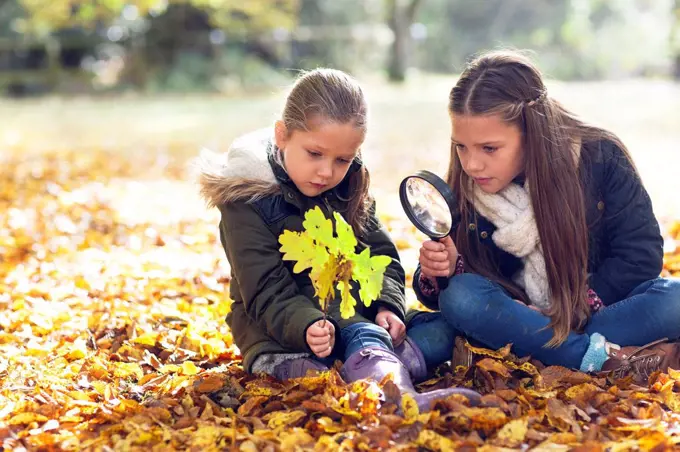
[429,235,451,290]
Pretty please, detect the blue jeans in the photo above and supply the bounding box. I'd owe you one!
[439,273,680,369]
[320,314,457,368]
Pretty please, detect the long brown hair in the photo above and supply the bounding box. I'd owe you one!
[281,68,372,235]
[447,50,631,346]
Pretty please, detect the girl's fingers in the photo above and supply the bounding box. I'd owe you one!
[310,342,330,354]
[419,248,449,262]
[419,254,450,270]
[422,240,445,252]
[420,263,451,277]
[307,335,330,346]
[308,326,329,337]
[315,345,332,358]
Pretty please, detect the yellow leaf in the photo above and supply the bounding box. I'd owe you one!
[337,280,357,319]
[65,340,88,361]
[333,211,357,253]
[279,229,329,274]
[264,410,306,429]
[465,342,513,360]
[401,393,419,421]
[8,412,49,425]
[416,430,456,450]
[303,206,337,251]
[315,254,339,310]
[180,361,199,376]
[279,428,315,449]
[495,418,528,448]
[132,332,159,346]
[113,362,143,380]
[353,248,391,306]
[159,364,180,374]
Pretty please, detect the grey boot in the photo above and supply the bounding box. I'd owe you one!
[341,347,481,413]
[272,358,329,381]
[393,336,428,382]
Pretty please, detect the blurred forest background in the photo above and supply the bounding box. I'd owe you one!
[0,0,679,95]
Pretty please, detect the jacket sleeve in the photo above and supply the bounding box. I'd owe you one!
[412,265,440,311]
[219,202,326,351]
[361,203,407,321]
[588,140,664,305]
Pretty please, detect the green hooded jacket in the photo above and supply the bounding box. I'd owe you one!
[198,129,407,371]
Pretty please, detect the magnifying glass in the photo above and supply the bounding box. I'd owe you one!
[399,170,457,290]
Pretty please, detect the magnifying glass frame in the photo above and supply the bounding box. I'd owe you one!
[399,170,457,239]
[399,170,458,290]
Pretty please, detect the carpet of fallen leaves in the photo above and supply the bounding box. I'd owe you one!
[3,149,680,452]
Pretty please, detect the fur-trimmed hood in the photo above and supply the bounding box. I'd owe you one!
[196,128,282,208]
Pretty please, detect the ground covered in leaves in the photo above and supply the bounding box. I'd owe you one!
[3,147,680,452]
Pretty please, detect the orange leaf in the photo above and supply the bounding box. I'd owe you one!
[476,358,511,378]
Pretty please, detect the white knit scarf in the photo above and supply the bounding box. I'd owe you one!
[472,182,550,310]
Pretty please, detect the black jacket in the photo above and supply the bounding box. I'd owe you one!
[414,139,663,309]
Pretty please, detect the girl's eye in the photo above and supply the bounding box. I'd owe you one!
[336,158,351,165]
[483,146,497,153]
[307,150,322,158]
[454,143,465,152]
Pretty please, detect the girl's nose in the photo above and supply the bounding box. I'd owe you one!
[465,154,484,173]
[318,162,333,179]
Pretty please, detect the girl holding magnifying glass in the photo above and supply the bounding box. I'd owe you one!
[416,50,680,384]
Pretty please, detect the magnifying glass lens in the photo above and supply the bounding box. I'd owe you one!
[403,177,453,238]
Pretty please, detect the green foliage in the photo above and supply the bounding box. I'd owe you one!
[17,0,299,34]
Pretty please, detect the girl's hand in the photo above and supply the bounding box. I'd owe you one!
[376,307,406,347]
[419,235,459,278]
[306,320,335,358]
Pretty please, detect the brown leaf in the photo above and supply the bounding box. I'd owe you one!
[237,396,268,417]
[476,358,511,378]
[546,398,582,437]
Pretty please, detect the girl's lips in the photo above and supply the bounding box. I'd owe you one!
[310,182,327,189]
[474,177,492,185]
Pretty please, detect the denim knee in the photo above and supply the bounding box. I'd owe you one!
[341,322,393,357]
[439,273,495,331]
[649,278,680,339]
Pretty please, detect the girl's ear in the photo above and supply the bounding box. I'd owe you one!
[274,120,289,151]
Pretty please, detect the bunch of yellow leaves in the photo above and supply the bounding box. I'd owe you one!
[278,207,391,319]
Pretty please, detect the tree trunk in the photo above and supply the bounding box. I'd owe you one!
[386,0,424,82]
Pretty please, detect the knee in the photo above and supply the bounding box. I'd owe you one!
[345,322,392,348]
[439,273,492,329]
[655,277,680,319]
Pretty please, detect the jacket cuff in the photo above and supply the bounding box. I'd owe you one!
[587,288,603,313]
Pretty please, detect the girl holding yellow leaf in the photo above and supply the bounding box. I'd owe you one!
[198,68,480,412]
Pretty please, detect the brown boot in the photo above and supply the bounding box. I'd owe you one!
[600,338,680,385]
[452,336,476,369]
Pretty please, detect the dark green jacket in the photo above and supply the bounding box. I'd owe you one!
[198,129,406,371]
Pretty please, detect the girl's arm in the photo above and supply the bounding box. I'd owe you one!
[413,255,465,310]
[588,140,664,305]
[219,202,329,352]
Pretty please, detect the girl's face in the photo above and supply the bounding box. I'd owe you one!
[451,113,525,194]
[275,119,364,197]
